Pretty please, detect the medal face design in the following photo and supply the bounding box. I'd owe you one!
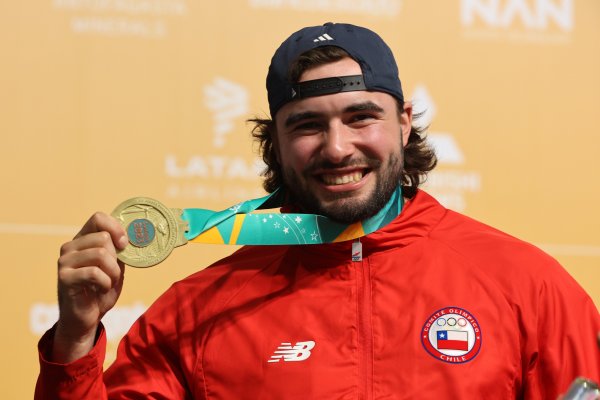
[127,218,156,247]
[421,306,482,364]
[112,197,187,268]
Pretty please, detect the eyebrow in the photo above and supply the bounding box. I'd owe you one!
[284,101,385,128]
[344,101,385,114]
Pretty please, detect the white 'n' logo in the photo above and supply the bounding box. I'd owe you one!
[267,341,316,363]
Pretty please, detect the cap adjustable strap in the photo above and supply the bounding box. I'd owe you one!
[291,75,366,99]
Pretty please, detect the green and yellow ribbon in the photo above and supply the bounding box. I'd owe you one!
[182,186,403,245]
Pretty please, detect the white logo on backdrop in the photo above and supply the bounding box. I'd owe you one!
[412,86,463,165]
[203,78,249,148]
[29,302,147,341]
[248,0,402,17]
[165,154,263,180]
[412,85,482,211]
[460,0,573,43]
[53,0,187,38]
[164,154,266,201]
[167,78,260,202]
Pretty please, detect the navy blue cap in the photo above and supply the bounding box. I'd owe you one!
[267,22,404,118]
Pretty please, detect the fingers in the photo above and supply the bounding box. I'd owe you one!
[75,212,128,251]
[53,213,128,357]
[58,212,128,295]
[58,247,122,292]
[59,267,113,294]
[61,231,118,257]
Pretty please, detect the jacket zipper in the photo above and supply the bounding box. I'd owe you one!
[354,238,373,399]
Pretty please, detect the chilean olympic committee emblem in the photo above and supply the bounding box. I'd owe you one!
[421,306,482,364]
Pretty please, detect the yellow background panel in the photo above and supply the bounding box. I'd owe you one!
[1,1,598,398]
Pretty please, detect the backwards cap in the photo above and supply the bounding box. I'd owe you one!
[267,22,404,118]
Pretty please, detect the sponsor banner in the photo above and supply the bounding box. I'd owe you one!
[52,0,188,38]
[248,0,403,17]
[461,0,573,44]
[413,85,482,212]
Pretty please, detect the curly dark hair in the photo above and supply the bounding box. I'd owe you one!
[250,46,437,199]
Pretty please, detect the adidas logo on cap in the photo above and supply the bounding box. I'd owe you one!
[313,33,334,42]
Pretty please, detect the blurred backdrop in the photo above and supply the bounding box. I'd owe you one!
[1,0,599,398]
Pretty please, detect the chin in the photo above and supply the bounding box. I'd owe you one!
[317,197,376,223]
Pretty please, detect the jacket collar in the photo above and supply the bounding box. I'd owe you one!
[290,190,448,260]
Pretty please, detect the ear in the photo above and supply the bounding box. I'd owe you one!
[400,101,413,147]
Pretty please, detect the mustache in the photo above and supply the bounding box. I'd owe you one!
[303,158,382,174]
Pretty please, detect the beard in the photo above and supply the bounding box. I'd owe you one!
[282,154,403,224]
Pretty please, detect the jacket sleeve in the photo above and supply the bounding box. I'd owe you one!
[35,324,108,400]
[521,265,600,399]
[103,286,191,399]
[35,287,191,399]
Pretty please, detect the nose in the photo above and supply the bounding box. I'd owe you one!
[320,121,354,164]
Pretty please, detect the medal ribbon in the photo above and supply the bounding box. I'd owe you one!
[182,186,403,245]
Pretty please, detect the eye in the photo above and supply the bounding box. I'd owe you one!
[349,113,377,125]
[353,113,372,121]
[292,121,323,133]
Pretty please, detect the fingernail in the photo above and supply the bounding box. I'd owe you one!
[119,235,129,249]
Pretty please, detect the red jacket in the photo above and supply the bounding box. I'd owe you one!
[36,191,600,399]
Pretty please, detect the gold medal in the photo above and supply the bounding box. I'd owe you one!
[111,197,188,268]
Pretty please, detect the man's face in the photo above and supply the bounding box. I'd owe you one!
[274,57,412,223]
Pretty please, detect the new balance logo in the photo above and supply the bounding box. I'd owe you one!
[313,34,334,42]
[267,341,316,363]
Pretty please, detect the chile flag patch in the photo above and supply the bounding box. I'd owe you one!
[421,306,482,364]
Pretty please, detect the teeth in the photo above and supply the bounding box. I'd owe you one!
[322,171,363,185]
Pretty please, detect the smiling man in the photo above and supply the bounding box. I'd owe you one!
[36,23,599,399]
[275,57,409,223]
